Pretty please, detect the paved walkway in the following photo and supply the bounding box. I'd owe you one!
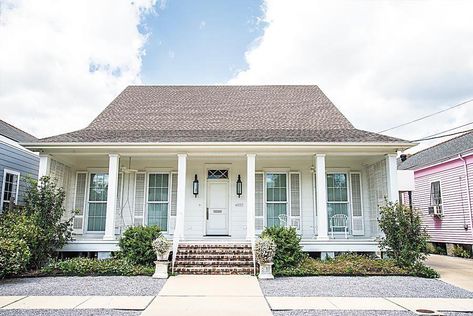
[142,275,272,316]
[426,254,473,292]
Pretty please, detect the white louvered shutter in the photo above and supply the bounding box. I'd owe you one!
[134,172,146,226]
[290,172,301,232]
[350,172,364,235]
[73,172,87,234]
[169,172,178,234]
[255,172,264,234]
[115,173,123,233]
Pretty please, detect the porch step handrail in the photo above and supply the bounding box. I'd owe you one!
[171,221,181,274]
[251,235,256,276]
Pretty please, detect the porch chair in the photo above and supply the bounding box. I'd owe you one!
[330,214,348,239]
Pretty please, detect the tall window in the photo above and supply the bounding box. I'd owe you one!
[266,173,287,227]
[147,173,169,231]
[327,173,349,231]
[430,181,442,206]
[2,170,20,211]
[87,173,108,232]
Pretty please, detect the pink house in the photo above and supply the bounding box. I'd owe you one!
[399,131,473,254]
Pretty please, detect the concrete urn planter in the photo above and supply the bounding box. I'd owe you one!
[153,260,169,279]
[258,262,274,279]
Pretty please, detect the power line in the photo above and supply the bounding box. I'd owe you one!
[411,121,473,141]
[378,98,473,133]
[411,128,473,142]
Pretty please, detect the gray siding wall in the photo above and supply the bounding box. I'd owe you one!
[0,141,39,206]
[413,163,473,245]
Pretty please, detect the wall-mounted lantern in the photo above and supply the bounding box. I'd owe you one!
[193,174,199,197]
[236,174,243,198]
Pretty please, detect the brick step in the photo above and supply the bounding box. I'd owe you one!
[175,260,253,267]
[176,254,254,260]
[179,243,251,249]
[174,266,254,275]
[177,248,253,255]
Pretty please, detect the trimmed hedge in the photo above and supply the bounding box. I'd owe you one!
[40,258,154,276]
[260,226,305,271]
[276,254,439,278]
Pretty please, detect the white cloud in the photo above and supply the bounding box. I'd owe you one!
[0,0,156,138]
[230,0,473,152]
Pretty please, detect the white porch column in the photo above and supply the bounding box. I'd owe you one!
[246,154,256,240]
[315,154,329,240]
[38,154,51,179]
[103,154,119,240]
[176,154,187,239]
[386,153,399,202]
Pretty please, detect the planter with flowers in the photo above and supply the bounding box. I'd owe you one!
[151,236,172,279]
[254,237,276,279]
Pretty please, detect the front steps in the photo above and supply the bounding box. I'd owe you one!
[174,243,255,275]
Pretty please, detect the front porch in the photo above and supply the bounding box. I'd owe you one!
[36,144,399,255]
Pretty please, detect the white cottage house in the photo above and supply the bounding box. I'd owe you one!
[24,85,413,273]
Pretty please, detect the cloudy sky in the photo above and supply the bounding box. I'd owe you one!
[1,0,472,152]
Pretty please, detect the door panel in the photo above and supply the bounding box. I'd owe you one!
[207,181,229,235]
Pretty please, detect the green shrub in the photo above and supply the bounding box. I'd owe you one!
[0,176,73,269]
[410,262,440,278]
[0,237,31,278]
[40,258,154,276]
[378,201,428,268]
[118,226,162,265]
[452,245,471,258]
[260,226,305,271]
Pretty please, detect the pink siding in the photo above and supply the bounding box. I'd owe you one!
[412,154,473,245]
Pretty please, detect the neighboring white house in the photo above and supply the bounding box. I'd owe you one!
[23,85,413,264]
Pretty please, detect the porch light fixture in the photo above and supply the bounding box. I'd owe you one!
[193,174,199,197]
[236,174,243,198]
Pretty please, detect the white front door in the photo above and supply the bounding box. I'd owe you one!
[206,181,229,235]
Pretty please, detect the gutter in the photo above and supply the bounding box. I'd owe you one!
[459,154,473,240]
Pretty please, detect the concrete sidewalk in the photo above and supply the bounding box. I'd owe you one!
[426,254,473,292]
[141,275,273,316]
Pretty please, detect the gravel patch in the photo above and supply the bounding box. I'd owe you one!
[0,276,166,296]
[261,276,473,298]
[0,310,140,316]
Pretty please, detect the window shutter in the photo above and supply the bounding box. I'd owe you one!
[350,172,364,235]
[115,173,123,233]
[134,172,146,226]
[73,172,87,234]
[255,172,264,233]
[169,172,178,234]
[290,172,301,231]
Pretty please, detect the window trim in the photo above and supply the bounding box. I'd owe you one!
[85,171,109,233]
[429,180,442,207]
[1,169,20,211]
[145,172,171,232]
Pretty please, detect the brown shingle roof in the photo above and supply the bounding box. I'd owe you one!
[37,85,408,143]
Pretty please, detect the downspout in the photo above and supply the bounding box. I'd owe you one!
[459,154,473,240]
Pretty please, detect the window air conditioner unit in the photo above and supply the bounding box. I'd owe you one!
[428,205,442,216]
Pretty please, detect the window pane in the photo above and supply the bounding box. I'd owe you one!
[148,203,168,230]
[207,170,229,179]
[89,173,108,202]
[2,172,19,211]
[267,203,287,227]
[87,203,106,231]
[326,173,348,202]
[148,174,169,202]
[431,181,442,205]
[328,202,348,232]
[266,173,287,202]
